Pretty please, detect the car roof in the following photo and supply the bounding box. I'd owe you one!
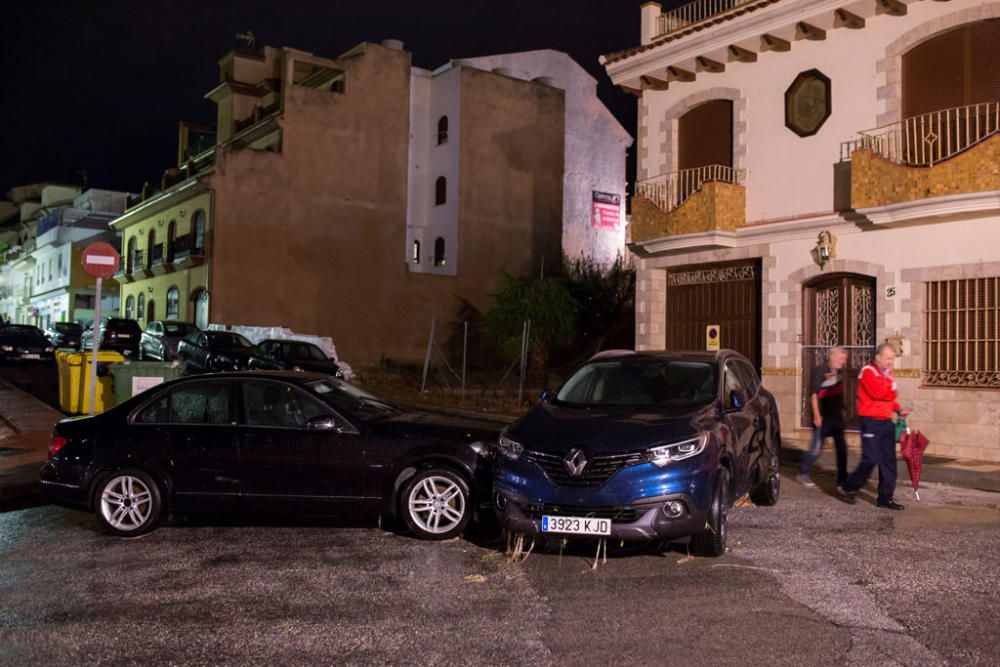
[170,370,331,383]
[586,349,747,364]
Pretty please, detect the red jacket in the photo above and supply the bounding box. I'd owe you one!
[856,363,900,420]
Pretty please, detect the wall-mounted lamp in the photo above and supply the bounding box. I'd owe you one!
[812,230,836,269]
[147,286,154,293]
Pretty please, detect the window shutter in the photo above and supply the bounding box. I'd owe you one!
[970,19,1000,104]
[677,100,733,171]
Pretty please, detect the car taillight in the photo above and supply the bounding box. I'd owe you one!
[49,435,68,458]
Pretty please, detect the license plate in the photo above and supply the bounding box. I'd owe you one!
[21,353,41,359]
[541,515,611,536]
[117,334,131,339]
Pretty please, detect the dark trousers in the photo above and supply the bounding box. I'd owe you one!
[845,416,897,505]
[799,416,848,485]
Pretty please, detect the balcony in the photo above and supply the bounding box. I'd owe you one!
[847,102,1000,215]
[151,243,168,275]
[169,235,206,270]
[656,0,764,39]
[632,165,746,244]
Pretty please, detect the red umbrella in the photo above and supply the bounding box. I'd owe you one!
[899,424,930,500]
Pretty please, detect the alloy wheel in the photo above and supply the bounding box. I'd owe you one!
[407,475,467,535]
[100,475,154,532]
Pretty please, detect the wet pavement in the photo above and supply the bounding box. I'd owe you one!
[2,468,999,666]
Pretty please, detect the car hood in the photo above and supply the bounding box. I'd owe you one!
[288,359,340,374]
[507,401,719,455]
[367,409,508,443]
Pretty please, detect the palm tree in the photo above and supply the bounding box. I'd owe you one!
[482,271,577,388]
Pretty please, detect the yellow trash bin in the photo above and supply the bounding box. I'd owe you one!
[57,351,85,414]
[75,351,126,415]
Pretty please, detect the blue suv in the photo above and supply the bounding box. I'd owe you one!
[492,350,781,557]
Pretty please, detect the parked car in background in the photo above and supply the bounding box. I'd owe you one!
[82,318,142,356]
[47,322,84,349]
[492,350,781,557]
[140,320,199,361]
[248,339,342,376]
[40,371,502,539]
[177,330,254,373]
[0,324,56,361]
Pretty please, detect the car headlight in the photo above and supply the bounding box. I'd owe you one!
[469,441,490,458]
[292,365,304,372]
[44,347,54,353]
[646,433,709,467]
[1,345,12,352]
[216,355,232,365]
[497,433,523,460]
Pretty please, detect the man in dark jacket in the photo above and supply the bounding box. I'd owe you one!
[797,346,848,489]
[839,343,910,510]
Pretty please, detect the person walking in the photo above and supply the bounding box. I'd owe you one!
[839,343,910,510]
[796,346,848,489]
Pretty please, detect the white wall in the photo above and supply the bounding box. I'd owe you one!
[406,66,460,276]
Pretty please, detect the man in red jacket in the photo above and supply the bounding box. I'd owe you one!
[839,343,910,510]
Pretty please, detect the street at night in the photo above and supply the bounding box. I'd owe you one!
[2,478,999,665]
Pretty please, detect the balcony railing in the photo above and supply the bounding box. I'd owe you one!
[855,102,1000,167]
[636,164,744,212]
[656,0,761,38]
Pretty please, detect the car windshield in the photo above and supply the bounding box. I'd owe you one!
[555,359,717,408]
[2,325,45,337]
[164,323,198,336]
[305,378,399,422]
[281,343,327,360]
[54,323,82,334]
[206,332,253,348]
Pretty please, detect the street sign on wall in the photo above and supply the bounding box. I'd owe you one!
[591,191,621,230]
[706,324,721,351]
[81,242,120,279]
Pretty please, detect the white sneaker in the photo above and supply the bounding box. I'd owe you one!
[796,474,816,488]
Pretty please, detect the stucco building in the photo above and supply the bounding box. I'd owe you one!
[115,40,629,363]
[604,0,1000,461]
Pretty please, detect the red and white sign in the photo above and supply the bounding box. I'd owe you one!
[591,191,622,230]
[81,242,120,279]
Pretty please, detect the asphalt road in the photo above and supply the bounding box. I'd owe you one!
[2,471,999,666]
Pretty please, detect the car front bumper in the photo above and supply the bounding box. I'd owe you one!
[493,452,718,542]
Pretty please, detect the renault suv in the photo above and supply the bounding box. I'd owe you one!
[492,350,781,557]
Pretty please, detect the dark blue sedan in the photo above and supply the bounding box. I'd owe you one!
[492,350,781,557]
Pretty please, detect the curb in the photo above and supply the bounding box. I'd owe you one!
[780,442,1000,494]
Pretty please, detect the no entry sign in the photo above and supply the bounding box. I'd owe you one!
[81,242,120,279]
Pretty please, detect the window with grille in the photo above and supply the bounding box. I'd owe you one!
[924,278,1000,388]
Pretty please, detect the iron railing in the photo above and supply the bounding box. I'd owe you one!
[635,164,743,212]
[656,0,761,38]
[854,101,1000,167]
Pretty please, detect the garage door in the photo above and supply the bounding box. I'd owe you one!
[665,260,761,369]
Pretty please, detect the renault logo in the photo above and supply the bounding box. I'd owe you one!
[564,448,588,478]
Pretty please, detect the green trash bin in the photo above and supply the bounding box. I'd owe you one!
[109,360,185,402]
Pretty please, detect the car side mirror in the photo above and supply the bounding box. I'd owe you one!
[728,390,746,411]
[306,415,340,432]
[540,388,552,402]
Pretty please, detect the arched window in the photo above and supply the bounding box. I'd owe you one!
[411,240,421,264]
[137,293,145,322]
[191,209,206,254]
[434,177,446,206]
[166,286,181,320]
[166,220,176,263]
[166,286,180,319]
[124,295,135,320]
[147,299,156,323]
[433,237,446,267]
[437,116,449,145]
[127,237,137,273]
[678,99,733,171]
[147,229,156,269]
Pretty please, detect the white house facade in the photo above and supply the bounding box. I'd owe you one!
[604,0,1000,461]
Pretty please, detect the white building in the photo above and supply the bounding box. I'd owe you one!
[407,49,633,271]
[603,0,1000,461]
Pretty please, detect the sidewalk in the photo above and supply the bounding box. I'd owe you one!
[0,376,64,505]
[782,439,1000,494]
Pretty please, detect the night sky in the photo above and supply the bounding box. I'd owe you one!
[0,0,667,197]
